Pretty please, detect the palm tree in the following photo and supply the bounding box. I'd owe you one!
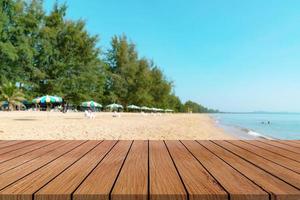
[0,81,25,111]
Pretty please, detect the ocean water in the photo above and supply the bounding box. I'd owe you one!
[212,113,300,140]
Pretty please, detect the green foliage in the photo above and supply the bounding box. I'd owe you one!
[0,79,25,110]
[0,0,104,105]
[184,100,219,113]
[34,4,104,105]
[104,35,176,110]
[0,0,218,113]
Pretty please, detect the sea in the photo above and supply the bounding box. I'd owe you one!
[212,113,300,140]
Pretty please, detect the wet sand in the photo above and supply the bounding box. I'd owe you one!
[0,111,235,140]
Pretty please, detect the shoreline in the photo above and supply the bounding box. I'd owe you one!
[210,114,273,140]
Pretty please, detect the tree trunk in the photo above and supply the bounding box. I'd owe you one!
[8,103,14,111]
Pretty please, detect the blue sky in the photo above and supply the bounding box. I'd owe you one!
[44,0,300,112]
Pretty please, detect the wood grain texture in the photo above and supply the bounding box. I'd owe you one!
[276,140,300,148]
[0,141,101,200]
[260,140,300,153]
[0,141,24,149]
[111,140,148,200]
[214,141,300,189]
[0,140,299,200]
[0,141,85,190]
[35,140,116,200]
[0,141,56,164]
[73,141,132,200]
[149,141,186,200]
[199,140,300,200]
[165,140,227,200]
[0,141,64,174]
[242,140,300,162]
[227,140,300,173]
[182,140,268,200]
[0,141,39,155]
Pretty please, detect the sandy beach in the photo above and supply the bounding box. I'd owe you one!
[0,111,234,140]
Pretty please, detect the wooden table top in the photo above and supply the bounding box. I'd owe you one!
[0,140,299,200]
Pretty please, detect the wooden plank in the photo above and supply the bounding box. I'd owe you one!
[199,140,300,200]
[148,141,186,200]
[228,140,300,173]
[214,141,300,189]
[0,141,66,174]
[35,140,117,200]
[165,140,227,200]
[0,141,40,155]
[0,140,85,190]
[276,140,300,149]
[111,140,148,200]
[0,141,25,149]
[73,141,132,200]
[243,140,300,162]
[0,141,56,164]
[182,140,268,200]
[0,141,101,200]
[260,140,300,154]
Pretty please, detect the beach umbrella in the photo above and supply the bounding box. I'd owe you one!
[141,106,150,111]
[32,95,63,104]
[127,105,140,109]
[81,101,102,108]
[106,103,123,109]
[150,107,159,112]
[0,101,8,107]
[32,97,40,104]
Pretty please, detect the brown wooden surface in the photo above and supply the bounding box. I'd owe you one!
[111,140,148,200]
[242,140,300,162]
[182,140,268,200]
[213,141,300,189]
[0,141,56,164]
[165,140,227,200]
[35,140,116,200]
[200,140,300,200]
[276,140,300,148]
[289,140,300,144]
[149,140,186,200]
[0,141,39,155]
[0,141,64,174]
[73,141,132,200]
[0,140,84,190]
[0,141,24,149]
[0,140,299,200]
[227,140,300,173]
[259,140,300,153]
[0,141,101,200]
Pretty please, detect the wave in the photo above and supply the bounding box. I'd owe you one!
[247,130,273,139]
[211,115,275,139]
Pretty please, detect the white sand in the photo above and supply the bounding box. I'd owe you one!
[0,111,234,140]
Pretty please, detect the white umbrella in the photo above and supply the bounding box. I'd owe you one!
[106,103,123,110]
[81,101,102,108]
[32,95,62,104]
[141,106,150,111]
[127,105,140,109]
[151,107,160,112]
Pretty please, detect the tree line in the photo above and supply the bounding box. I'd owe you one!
[0,0,218,113]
